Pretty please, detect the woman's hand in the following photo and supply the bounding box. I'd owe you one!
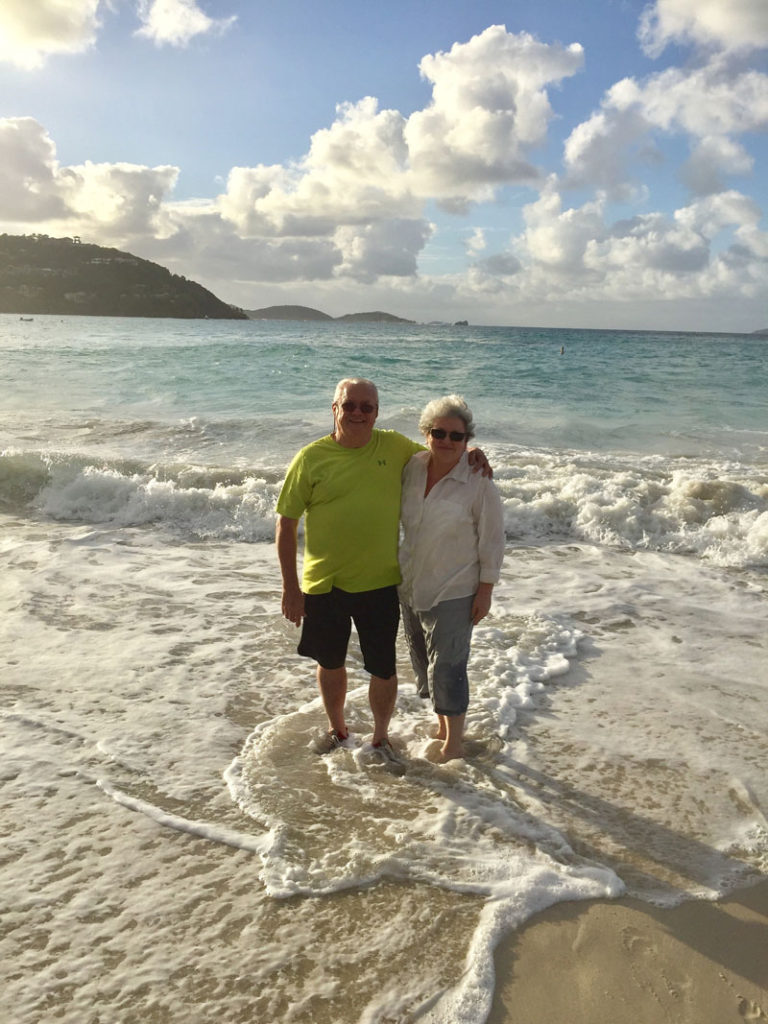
[471,582,494,625]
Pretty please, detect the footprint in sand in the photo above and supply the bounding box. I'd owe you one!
[620,926,655,957]
[738,996,768,1020]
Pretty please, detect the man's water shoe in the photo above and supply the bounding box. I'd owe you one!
[311,728,349,755]
[370,738,407,776]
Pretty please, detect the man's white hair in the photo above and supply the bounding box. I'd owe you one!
[333,378,379,404]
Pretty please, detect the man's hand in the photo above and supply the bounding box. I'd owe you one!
[276,515,304,625]
[281,586,305,626]
[467,446,493,478]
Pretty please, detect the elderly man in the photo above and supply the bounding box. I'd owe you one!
[276,377,489,757]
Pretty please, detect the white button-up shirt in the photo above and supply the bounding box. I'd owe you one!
[398,450,505,611]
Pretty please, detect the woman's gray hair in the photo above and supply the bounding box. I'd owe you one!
[418,394,475,439]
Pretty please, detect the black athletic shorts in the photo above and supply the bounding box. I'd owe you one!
[298,585,399,679]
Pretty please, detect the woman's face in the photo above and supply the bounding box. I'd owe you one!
[426,415,469,467]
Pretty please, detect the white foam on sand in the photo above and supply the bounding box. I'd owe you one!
[3,513,767,1024]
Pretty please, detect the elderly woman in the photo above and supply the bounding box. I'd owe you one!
[399,395,505,761]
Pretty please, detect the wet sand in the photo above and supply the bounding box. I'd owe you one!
[489,879,768,1023]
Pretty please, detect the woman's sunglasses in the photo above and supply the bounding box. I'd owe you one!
[429,428,468,441]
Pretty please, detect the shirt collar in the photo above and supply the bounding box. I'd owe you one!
[439,450,471,483]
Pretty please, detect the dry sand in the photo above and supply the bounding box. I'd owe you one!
[489,879,768,1023]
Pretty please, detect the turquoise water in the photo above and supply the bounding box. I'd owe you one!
[2,314,767,1023]
[5,317,767,455]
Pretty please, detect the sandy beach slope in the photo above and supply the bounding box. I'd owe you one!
[489,879,768,1023]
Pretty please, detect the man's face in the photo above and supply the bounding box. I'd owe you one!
[332,382,379,448]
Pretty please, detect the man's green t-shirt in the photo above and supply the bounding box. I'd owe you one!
[276,429,423,594]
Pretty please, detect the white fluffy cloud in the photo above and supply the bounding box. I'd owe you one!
[0,0,234,67]
[0,118,69,217]
[136,0,236,47]
[0,18,765,328]
[564,57,768,195]
[145,210,343,284]
[498,185,768,305]
[212,25,586,285]
[405,26,583,199]
[0,0,102,69]
[219,98,416,238]
[451,179,767,318]
[62,160,180,236]
[680,136,754,195]
[607,61,768,138]
[465,228,487,255]
[639,0,768,57]
[333,219,434,282]
[218,26,585,239]
[519,184,608,278]
[0,116,178,239]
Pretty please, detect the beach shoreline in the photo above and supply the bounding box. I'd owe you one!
[489,877,768,1023]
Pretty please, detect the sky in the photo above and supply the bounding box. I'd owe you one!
[1,0,767,331]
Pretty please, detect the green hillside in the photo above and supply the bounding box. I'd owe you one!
[0,234,247,319]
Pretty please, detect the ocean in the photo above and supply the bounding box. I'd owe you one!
[2,313,767,1023]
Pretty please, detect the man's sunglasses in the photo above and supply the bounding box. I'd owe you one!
[429,428,468,441]
[337,401,377,414]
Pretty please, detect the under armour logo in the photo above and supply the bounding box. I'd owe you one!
[378,459,387,466]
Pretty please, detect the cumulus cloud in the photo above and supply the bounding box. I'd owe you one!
[519,183,608,279]
[591,213,711,275]
[680,136,754,195]
[62,160,180,236]
[1,19,765,326]
[472,251,522,277]
[639,0,768,57]
[494,185,768,307]
[0,116,178,240]
[564,56,768,195]
[0,113,428,286]
[334,219,434,282]
[0,0,102,69]
[563,105,657,196]
[607,61,768,138]
[405,25,584,199]
[164,218,343,283]
[0,118,69,218]
[219,98,417,238]
[136,0,236,47]
[448,174,766,323]
[218,19,589,242]
[0,0,235,67]
[465,228,487,255]
[216,25,587,257]
[673,189,762,238]
[0,25,595,298]
[136,209,344,286]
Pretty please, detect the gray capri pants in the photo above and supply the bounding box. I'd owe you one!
[400,595,474,717]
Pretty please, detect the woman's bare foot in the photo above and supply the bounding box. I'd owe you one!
[439,743,465,762]
[425,739,465,763]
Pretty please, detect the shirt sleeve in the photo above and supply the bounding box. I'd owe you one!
[392,431,426,464]
[275,449,312,519]
[474,479,505,584]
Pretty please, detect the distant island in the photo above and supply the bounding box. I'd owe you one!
[0,234,247,319]
[246,304,415,323]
